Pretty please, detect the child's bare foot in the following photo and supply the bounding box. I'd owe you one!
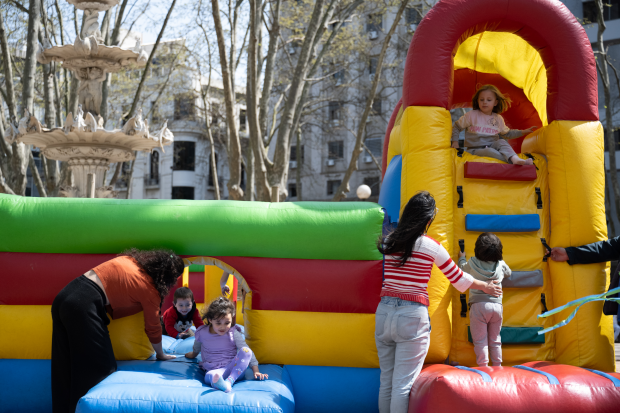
[510,155,533,165]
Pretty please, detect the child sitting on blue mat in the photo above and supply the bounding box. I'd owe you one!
[458,233,511,367]
[185,297,268,392]
[162,287,204,339]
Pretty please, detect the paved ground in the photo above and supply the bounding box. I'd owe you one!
[616,343,620,372]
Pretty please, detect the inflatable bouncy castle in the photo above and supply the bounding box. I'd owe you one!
[1,0,620,412]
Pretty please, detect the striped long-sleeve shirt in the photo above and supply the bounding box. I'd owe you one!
[381,236,474,306]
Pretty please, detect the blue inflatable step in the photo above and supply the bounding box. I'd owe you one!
[466,214,540,232]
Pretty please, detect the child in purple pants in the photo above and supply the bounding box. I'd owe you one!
[185,297,268,392]
[458,233,511,366]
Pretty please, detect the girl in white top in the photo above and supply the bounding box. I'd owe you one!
[375,191,502,413]
[450,84,537,165]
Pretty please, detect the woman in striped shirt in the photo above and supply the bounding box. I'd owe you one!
[375,191,502,413]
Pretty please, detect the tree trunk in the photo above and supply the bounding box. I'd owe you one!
[100,0,129,123]
[211,0,243,200]
[248,0,271,201]
[269,0,327,191]
[296,127,302,201]
[333,0,409,201]
[0,12,18,119]
[596,0,620,228]
[22,0,41,114]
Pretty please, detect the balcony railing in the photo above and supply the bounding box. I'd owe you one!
[144,175,160,188]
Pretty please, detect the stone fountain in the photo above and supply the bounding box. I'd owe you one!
[6,0,173,198]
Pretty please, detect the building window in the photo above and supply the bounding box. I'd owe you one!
[365,138,382,158]
[369,57,378,75]
[146,151,160,186]
[290,145,305,162]
[172,186,195,200]
[333,69,345,85]
[240,109,247,131]
[174,94,195,120]
[583,0,620,23]
[329,101,342,121]
[366,14,383,32]
[327,179,341,196]
[371,99,382,116]
[288,182,299,198]
[208,153,219,186]
[173,141,196,171]
[151,101,162,124]
[363,176,380,197]
[240,163,246,191]
[328,141,344,159]
[604,129,620,152]
[406,5,423,25]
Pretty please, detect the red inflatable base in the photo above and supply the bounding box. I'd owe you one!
[464,162,537,181]
[409,362,620,413]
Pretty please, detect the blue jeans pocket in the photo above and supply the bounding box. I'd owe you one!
[375,312,388,338]
[396,314,422,341]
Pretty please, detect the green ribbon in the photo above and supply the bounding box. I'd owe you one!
[537,286,620,335]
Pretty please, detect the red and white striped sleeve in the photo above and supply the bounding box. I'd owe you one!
[434,243,473,292]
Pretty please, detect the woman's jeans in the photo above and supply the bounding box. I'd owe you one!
[375,296,430,413]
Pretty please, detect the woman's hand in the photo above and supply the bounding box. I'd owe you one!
[185,351,197,359]
[451,141,460,149]
[152,341,175,361]
[482,280,502,298]
[548,247,569,262]
[156,353,176,361]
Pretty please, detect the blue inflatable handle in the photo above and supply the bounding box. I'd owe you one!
[454,366,493,382]
[583,368,620,387]
[378,155,402,225]
[466,214,540,232]
[513,365,559,385]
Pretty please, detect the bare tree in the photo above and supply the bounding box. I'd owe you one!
[209,0,244,200]
[332,0,408,201]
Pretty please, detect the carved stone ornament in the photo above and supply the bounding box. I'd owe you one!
[43,145,134,162]
[36,45,145,72]
[95,186,118,198]
[59,186,81,198]
[66,0,119,11]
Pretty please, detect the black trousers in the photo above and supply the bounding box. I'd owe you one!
[51,276,117,413]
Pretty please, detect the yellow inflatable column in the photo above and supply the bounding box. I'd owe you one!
[400,105,455,363]
[525,120,613,370]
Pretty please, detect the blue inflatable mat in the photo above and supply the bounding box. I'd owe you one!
[78,362,294,413]
[1,360,293,413]
[465,214,540,232]
[284,365,380,413]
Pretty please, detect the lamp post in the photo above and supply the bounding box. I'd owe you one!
[357,184,371,201]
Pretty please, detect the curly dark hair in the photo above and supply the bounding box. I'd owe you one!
[474,233,503,262]
[201,296,236,327]
[119,248,185,304]
[378,191,437,267]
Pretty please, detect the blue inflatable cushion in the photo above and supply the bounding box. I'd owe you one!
[76,361,294,413]
[465,214,540,232]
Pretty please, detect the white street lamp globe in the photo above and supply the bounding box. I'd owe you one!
[357,184,372,200]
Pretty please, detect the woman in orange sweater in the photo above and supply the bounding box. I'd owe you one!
[51,248,184,413]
